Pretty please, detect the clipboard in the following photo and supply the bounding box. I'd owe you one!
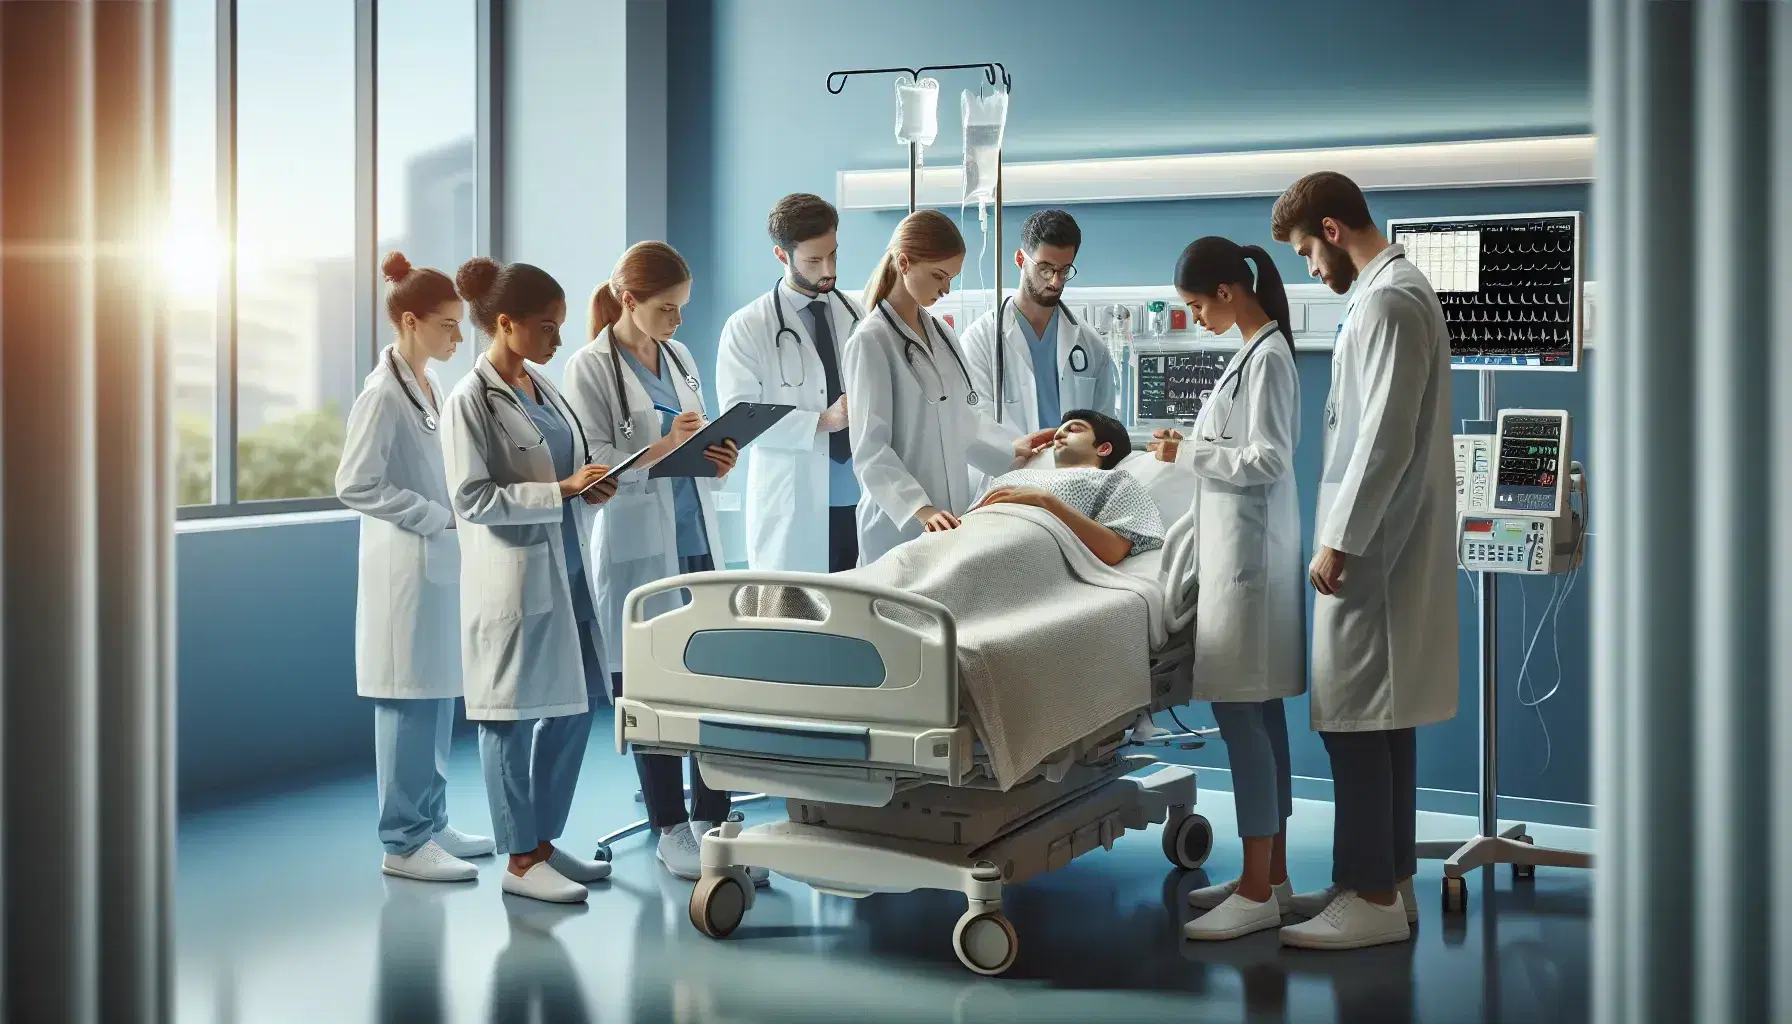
[582,447,650,494]
[648,402,794,479]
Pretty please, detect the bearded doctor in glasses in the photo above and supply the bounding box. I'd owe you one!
[843,210,1048,566]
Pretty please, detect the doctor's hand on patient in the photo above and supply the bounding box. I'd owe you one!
[1309,545,1347,596]
[1149,429,1183,463]
[915,506,962,532]
[703,440,739,479]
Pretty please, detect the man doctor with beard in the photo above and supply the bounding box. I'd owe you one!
[715,193,864,572]
[962,209,1117,483]
[1269,171,1459,952]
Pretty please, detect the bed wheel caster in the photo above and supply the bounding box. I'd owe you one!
[590,843,613,863]
[1162,812,1213,871]
[952,908,1018,976]
[690,873,749,939]
[1442,875,1469,915]
[1513,835,1536,881]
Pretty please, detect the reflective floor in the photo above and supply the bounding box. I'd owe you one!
[177,727,1591,1024]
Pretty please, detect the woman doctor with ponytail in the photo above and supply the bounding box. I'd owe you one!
[561,241,754,886]
[1152,238,1307,942]
[844,210,1046,565]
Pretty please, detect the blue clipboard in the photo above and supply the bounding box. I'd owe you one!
[648,402,795,479]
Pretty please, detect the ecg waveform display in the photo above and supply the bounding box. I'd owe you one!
[1389,214,1580,371]
[1136,351,1229,422]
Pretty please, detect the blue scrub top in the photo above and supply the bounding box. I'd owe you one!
[1017,309,1061,428]
[620,347,711,558]
[513,385,595,623]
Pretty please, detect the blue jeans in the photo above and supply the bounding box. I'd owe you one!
[374,697,454,856]
[1211,699,1293,839]
[477,623,606,856]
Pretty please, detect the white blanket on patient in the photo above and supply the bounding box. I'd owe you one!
[740,503,1160,789]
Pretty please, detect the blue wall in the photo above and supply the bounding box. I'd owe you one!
[177,517,374,807]
[668,0,1596,805]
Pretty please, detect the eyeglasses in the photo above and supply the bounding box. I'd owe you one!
[1024,255,1077,283]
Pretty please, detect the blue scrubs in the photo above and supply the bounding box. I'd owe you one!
[476,385,605,856]
[620,348,709,557]
[1017,309,1061,428]
[374,697,453,855]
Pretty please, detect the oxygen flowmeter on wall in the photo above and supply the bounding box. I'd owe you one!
[1455,409,1585,576]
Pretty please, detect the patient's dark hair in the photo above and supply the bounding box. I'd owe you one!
[1062,409,1131,470]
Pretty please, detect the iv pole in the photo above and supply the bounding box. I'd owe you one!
[826,63,1012,322]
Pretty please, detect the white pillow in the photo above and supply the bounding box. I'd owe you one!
[1117,449,1197,524]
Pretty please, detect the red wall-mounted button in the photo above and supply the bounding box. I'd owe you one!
[942,314,955,328]
[1170,308,1188,331]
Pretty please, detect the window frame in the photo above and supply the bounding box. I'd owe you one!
[177,0,498,521]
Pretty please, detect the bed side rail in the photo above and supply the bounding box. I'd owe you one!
[620,569,959,729]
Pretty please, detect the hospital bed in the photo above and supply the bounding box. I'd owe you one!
[610,454,1211,976]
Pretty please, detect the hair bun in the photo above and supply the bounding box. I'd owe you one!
[455,256,500,302]
[380,251,412,283]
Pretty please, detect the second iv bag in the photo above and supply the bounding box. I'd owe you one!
[894,76,939,149]
[961,87,1008,208]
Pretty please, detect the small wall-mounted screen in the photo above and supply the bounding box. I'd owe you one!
[1135,351,1229,423]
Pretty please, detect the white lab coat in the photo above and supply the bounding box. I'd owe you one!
[843,302,1018,564]
[1311,245,1459,732]
[562,328,727,664]
[439,354,594,721]
[961,301,1118,434]
[714,285,861,572]
[1170,322,1306,704]
[335,348,462,700]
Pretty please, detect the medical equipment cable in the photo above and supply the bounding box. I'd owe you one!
[1507,468,1590,777]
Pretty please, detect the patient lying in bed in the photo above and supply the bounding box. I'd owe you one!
[971,410,1165,567]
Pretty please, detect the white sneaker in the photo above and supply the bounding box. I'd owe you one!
[432,826,495,859]
[1398,878,1418,924]
[1278,891,1409,950]
[547,847,612,884]
[381,840,477,882]
[1189,877,1294,911]
[691,820,770,887]
[1184,892,1283,941]
[1289,881,1419,925]
[1129,711,1170,742]
[656,825,703,881]
[500,861,587,904]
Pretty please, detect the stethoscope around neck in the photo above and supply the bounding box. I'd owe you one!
[607,337,701,441]
[881,303,979,406]
[480,362,591,464]
[1201,326,1283,442]
[772,281,863,388]
[388,348,438,433]
[994,296,1082,425]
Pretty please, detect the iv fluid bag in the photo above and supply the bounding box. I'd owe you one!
[894,77,939,148]
[961,87,1008,206]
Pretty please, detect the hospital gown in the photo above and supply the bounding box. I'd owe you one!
[981,467,1165,554]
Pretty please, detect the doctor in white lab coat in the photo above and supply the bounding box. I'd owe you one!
[441,256,617,905]
[561,241,751,885]
[715,193,864,573]
[962,209,1118,457]
[1149,238,1306,943]
[843,210,1043,565]
[336,253,494,883]
[1270,172,1458,952]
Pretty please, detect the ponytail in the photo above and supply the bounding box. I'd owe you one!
[1241,245,1295,352]
[590,241,691,341]
[864,210,966,312]
[862,250,900,311]
[588,282,624,340]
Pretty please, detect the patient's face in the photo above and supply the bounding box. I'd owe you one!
[1052,418,1110,469]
